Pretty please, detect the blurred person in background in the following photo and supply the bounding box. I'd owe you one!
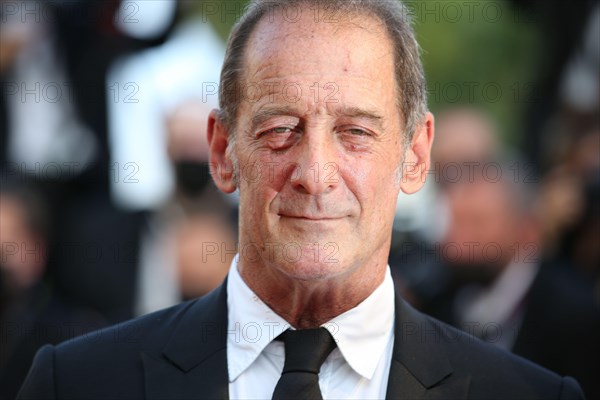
[102,2,233,316]
[537,127,600,302]
[0,177,105,400]
[389,107,503,308]
[167,101,237,301]
[107,1,225,211]
[1,0,180,324]
[533,3,600,301]
[134,99,237,316]
[422,107,600,398]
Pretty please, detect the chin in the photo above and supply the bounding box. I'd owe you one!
[268,250,335,278]
[272,247,355,282]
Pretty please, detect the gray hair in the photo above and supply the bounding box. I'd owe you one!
[217,0,428,143]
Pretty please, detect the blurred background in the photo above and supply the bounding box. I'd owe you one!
[0,0,598,399]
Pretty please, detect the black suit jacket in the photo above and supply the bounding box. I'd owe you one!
[512,265,600,399]
[422,263,599,398]
[17,280,584,399]
[0,283,106,400]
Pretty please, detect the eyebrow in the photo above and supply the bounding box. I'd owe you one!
[333,106,384,130]
[251,106,300,133]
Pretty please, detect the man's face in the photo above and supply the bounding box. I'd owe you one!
[210,8,432,282]
[443,179,519,273]
[0,195,44,290]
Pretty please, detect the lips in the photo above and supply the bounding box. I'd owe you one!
[278,213,345,220]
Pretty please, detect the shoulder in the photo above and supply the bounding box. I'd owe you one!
[430,315,559,382]
[17,291,223,400]
[430,314,585,398]
[54,298,196,359]
[394,298,585,399]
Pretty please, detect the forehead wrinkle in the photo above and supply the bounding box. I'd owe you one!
[331,106,383,121]
[329,106,386,132]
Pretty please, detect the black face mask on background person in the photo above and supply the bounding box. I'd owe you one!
[174,161,212,197]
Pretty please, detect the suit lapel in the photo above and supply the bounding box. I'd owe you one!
[141,278,470,399]
[386,294,470,399]
[143,280,229,399]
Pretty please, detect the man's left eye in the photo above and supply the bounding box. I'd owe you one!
[340,127,371,137]
[348,128,368,136]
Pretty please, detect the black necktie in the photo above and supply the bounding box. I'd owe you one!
[272,328,337,400]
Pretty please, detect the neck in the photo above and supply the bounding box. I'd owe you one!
[238,255,388,329]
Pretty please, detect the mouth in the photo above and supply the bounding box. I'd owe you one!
[278,214,345,221]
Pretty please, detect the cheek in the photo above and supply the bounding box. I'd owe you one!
[237,154,288,212]
[342,160,399,214]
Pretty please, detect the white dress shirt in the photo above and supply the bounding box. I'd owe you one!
[227,255,395,399]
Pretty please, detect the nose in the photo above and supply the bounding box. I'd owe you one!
[288,130,340,195]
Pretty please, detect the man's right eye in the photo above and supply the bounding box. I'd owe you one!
[258,126,293,136]
[259,126,299,150]
[270,127,292,134]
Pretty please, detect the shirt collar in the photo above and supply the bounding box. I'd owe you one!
[324,266,395,379]
[226,255,395,381]
[227,255,290,382]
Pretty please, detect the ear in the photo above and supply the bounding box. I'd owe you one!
[207,109,237,193]
[400,112,435,194]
